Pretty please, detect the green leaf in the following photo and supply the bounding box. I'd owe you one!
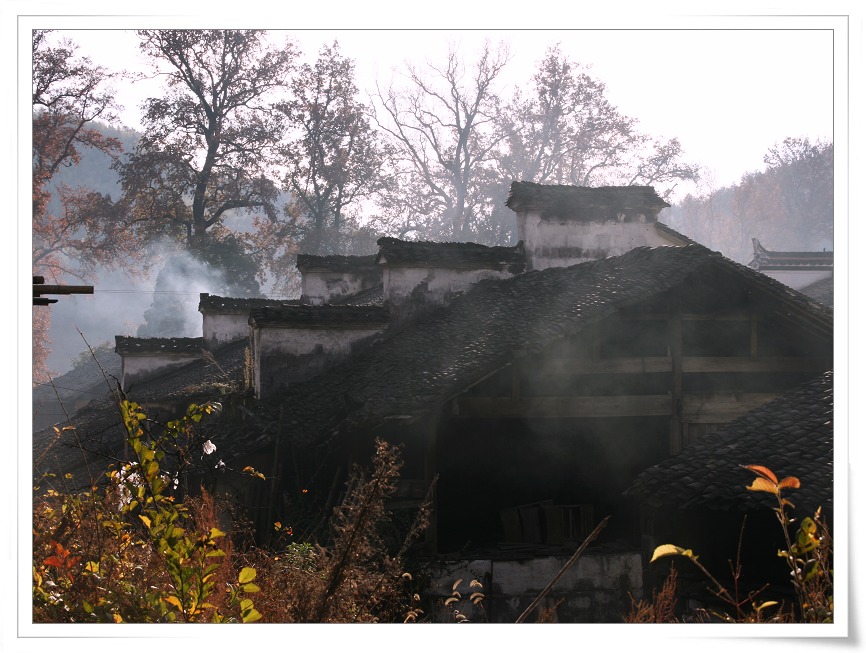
[803,559,820,582]
[238,566,257,584]
[241,607,262,623]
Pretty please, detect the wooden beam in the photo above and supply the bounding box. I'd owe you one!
[452,392,782,422]
[423,416,438,553]
[682,393,778,423]
[750,314,759,359]
[680,356,830,374]
[623,312,753,322]
[669,308,684,454]
[511,361,521,401]
[520,356,828,375]
[454,395,673,418]
[565,357,673,374]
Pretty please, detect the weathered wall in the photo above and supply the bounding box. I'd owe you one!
[302,270,380,305]
[202,313,249,349]
[517,213,676,270]
[255,326,383,357]
[422,552,643,623]
[383,266,515,306]
[121,353,200,391]
[252,326,385,398]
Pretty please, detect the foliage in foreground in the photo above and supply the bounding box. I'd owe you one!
[631,464,833,623]
[33,399,430,623]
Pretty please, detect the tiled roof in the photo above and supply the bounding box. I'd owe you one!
[218,245,831,456]
[296,253,379,273]
[751,238,833,270]
[505,181,670,218]
[249,304,390,327]
[33,339,249,488]
[38,244,833,492]
[33,348,121,403]
[375,237,525,272]
[654,222,699,246]
[625,371,833,515]
[114,336,205,355]
[800,276,834,309]
[198,293,295,314]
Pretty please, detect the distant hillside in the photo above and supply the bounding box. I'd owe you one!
[45,121,140,214]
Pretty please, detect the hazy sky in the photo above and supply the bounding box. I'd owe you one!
[29,17,840,195]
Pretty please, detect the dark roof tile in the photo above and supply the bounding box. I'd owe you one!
[506,181,670,218]
[114,336,205,355]
[625,371,833,515]
[296,254,378,274]
[198,293,296,314]
[249,304,390,327]
[375,237,525,272]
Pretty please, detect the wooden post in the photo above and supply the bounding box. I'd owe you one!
[669,305,683,454]
[423,415,438,553]
[750,314,759,359]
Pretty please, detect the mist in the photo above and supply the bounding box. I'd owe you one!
[44,246,249,377]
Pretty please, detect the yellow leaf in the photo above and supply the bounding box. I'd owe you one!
[238,566,257,584]
[139,514,152,529]
[164,595,183,611]
[755,601,778,611]
[745,477,779,494]
[650,544,690,563]
[112,613,123,623]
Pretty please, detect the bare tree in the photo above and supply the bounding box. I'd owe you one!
[496,45,700,197]
[372,40,511,241]
[762,137,833,246]
[273,41,391,255]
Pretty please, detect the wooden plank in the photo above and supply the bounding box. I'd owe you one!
[565,357,673,374]
[623,312,753,321]
[454,392,786,423]
[681,356,830,374]
[669,307,684,454]
[454,395,672,418]
[519,356,828,375]
[682,393,778,423]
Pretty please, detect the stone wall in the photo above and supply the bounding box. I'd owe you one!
[421,551,643,623]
